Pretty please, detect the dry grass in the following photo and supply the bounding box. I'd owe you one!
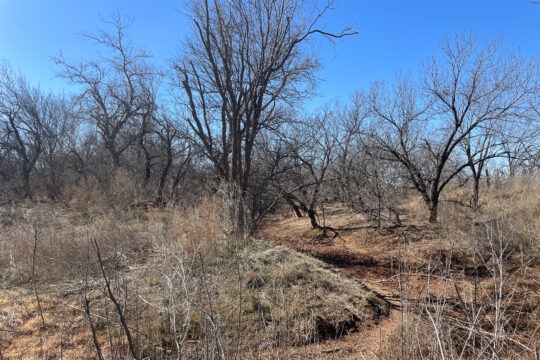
[0,191,389,358]
[368,176,540,359]
[1,175,538,359]
[259,175,540,359]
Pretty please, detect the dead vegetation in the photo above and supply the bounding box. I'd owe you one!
[1,175,539,359]
[0,192,389,359]
[259,176,540,359]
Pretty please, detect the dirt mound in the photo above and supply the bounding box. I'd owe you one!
[242,243,390,344]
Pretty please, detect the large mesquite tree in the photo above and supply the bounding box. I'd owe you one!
[174,0,355,230]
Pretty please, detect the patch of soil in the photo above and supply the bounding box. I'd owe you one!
[257,205,540,358]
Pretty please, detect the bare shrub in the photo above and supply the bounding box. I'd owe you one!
[482,176,540,253]
[1,196,389,358]
[65,175,107,216]
[0,203,151,285]
[107,168,147,211]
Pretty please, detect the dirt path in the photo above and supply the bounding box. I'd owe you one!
[257,207,540,359]
[257,211,416,358]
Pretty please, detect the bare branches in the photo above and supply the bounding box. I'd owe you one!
[91,237,139,360]
[53,15,158,169]
[0,63,50,198]
[370,36,537,222]
[174,0,355,232]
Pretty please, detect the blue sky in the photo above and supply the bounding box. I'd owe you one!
[1,0,539,106]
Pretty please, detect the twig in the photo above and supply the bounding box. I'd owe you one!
[92,237,139,360]
[31,225,45,328]
[197,251,225,359]
[453,280,503,360]
[84,238,104,360]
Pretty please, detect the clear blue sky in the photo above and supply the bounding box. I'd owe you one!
[1,0,539,106]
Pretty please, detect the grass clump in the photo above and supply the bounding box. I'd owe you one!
[241,243,390,346]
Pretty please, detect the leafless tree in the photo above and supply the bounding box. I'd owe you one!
[38,95,79,200]
[54,14,159,170]
[322,94,404,227]
[460,122,503,210]
[331,94,370,205]
[0,62,48,198]
[370,35,536,222]
[152,112,192,206]
[260,111,341,237]
[174,0,356,231]
[352,146,405,227]
[504,106,540,175]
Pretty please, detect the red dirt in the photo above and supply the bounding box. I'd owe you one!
[256,206,540,359]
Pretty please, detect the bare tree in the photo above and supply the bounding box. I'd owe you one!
[174,0,356,231]
[460,122,502,210]
[260,111,341,237]
[501,107,540,175]
[331,94,370,206]
[152,112,192,206]
[39,95,79,200]
[0,62,47,198]
[54,14,158,170]
[370,35,536,222]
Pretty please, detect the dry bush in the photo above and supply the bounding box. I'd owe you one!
[378,314,442,360]
[142,212,389,357]
[481,176,540,253]
[444,176,538,237]
[378,251,539,359]
[0,203,151,285]
[106,168,147,211]
[129,225,389,358]
[65,175,107,216]
[0,191,230,285]
[65,169,148,216]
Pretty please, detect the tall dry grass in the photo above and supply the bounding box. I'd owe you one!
[376,175,540,359]
[0,185,388,359]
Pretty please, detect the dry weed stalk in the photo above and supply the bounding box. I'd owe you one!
[380,180,539,359]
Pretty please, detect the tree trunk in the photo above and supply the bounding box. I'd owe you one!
[291,203,303,218]
[21,162,32,199]
[428,197,439,223]
[155,145,173,206]
[110,151,121,169]
[47,168,59,201]
[307,207,321,229]
[472,174,481,211]
[284,195,303,218]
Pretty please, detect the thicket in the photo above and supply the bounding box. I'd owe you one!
[1,5,538,231]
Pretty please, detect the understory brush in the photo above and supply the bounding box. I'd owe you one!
[378,176,540,359]
[0,194,388,359]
